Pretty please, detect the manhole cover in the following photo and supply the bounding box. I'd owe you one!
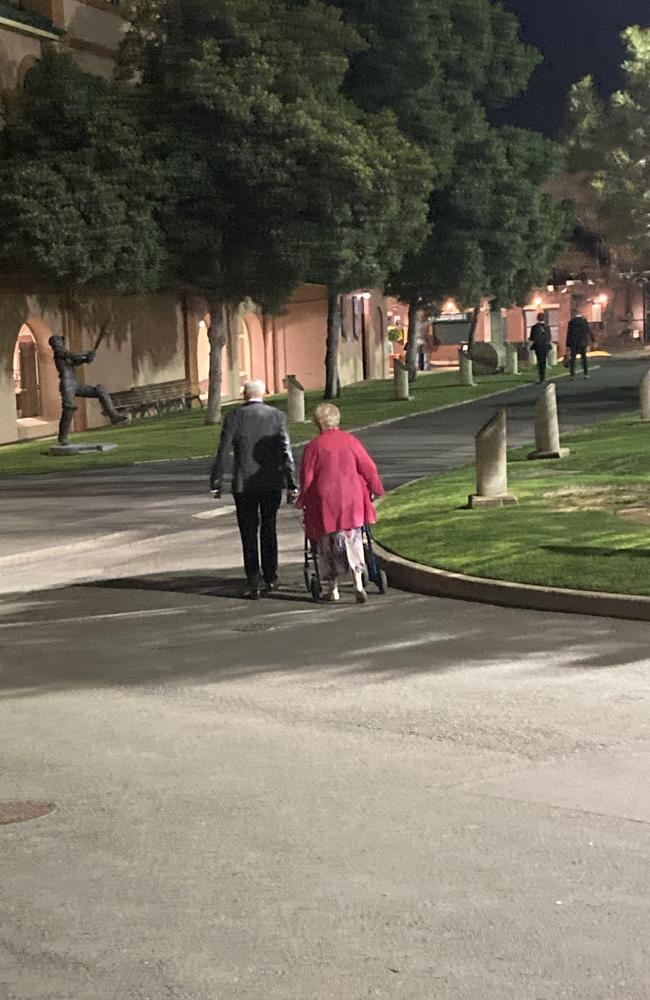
[0,801,56,826]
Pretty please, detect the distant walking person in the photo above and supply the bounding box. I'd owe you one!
[566,309,596,380]
[210,380,297,599]
[529,312,552,384]
[298,403,384,604]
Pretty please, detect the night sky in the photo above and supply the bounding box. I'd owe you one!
[499,0,650,135]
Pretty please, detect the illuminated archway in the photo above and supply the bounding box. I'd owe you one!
[13,326,40,418]
[197,317,230,401]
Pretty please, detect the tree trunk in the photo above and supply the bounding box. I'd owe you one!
[405,300,419,382]
[467,302,481,353]
[204,298,227,425]
[324,291,342,399]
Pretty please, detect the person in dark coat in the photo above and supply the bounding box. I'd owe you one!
[528,312,552,384]
[210,380,297,599]
[566,310,596,379]
[49,335,127,446]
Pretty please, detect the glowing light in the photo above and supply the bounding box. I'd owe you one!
[533,296,543,307]
[597,293,609,306]
[443,299,459,314]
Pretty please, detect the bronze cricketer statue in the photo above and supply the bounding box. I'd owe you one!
[49,325,127,446]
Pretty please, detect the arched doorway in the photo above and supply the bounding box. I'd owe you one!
[240,314,266,388]
[373,306,386,378]
[239,320,252,385]
[14,326,40,418]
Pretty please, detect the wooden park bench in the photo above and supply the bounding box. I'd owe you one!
[111,379,203,420]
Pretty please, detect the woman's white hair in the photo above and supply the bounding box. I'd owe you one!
[243,379,266,400]
[313,402,341,429]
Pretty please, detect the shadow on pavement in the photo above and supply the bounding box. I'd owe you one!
[1,566,649,699]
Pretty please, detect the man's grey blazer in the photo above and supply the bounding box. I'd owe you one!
[210,401,296,496]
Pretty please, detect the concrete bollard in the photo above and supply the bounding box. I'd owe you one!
[527,383,570,460]
[394,360,410,400]
[548,343,558,368]
[505,343,519,375]
[468,409,518,509]
[641,370,650,421]
[458,347,475,386]
[283,374,306,423]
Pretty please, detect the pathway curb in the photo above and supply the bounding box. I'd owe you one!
[373,538,650,622]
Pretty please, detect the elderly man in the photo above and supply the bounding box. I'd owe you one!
[210,380,298,599]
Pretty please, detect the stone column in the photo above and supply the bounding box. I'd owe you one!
[283,374,306,423]
[394,360,410,400]
[468,409,518,508]
[548,343,558,368]
[505,343,519,375]
[640,370,650,421]
[527,383,570,460]
[458,347,475,386]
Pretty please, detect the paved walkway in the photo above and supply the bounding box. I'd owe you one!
[1,358,649,1000]
[0,357,645,593]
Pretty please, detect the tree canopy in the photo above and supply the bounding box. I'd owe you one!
[122,0,433,411]
[566,26,650,262]
[0,49,166,295]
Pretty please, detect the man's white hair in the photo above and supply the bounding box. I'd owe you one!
[243,379,266,400]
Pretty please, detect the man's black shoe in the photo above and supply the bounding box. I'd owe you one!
[262,578,279,595]
[241,583,261,600]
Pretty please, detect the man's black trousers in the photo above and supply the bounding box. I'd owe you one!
[570,347,589,377]
[234,491,283,585]
[534,349,548,383]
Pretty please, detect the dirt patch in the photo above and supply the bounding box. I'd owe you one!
[617,507,650,526]
[544,484,649,512]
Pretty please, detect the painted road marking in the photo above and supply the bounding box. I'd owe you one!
[193,506,238,520]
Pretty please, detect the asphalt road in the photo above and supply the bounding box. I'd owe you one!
[1,358,649,999]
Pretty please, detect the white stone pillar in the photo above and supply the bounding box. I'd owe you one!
[548,343,558,368]
[640,370,650,421]
[284,374,306,423]
[458,347,475,386]
[527,383,570,460]
[468,409,518,508]
[505,343,519,375]
[394,360,410,400]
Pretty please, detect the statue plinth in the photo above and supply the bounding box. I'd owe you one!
[468,408,518,509]
[527,383,570,460]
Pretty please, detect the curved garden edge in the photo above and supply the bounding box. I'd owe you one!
[373,538,650,623]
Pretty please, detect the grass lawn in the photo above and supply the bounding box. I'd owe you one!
[0,366,555,478]
[375,414,650,596]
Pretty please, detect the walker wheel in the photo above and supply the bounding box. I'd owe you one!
[377,569,388,594]
[310,576,322,602]
[303,567,311,593]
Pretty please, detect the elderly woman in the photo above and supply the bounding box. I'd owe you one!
[298,403,384,603]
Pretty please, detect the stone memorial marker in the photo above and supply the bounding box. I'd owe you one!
[640,370,650,421]
[458,347,475,387]
[505,342,519,375]
[548,343,558,368]
[284,374,306,423]
[468,409,518,508]
[527,383,570,460]
[394,360,410,400]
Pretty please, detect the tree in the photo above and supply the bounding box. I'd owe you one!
[566,27,650,257]
[122,0,432,414]
[0,50,166,296]
[334,0,548,376]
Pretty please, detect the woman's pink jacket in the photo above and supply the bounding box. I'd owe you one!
[298,429,385,540]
